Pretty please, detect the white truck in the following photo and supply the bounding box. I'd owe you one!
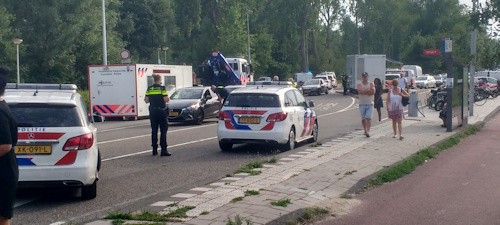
[402,65,423,88]
[294,72,313,86]
[346,54,387,93]
[88,64,193,120]
[225,57,252,82]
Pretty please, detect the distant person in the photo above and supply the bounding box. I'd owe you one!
[373,78,383,122]
[398,72,408,91]
[144,74,171,156]
[0,66,19,225]
[439,102,448,128]
[386,78,409,140]
[211,85,229,105]
[288,78,296,88]
[273,75,279,81]
[356,72,375,137]
[342,73,348,95]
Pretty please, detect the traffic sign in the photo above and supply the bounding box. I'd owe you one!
[442,38,452,53]
[120,49,131,60]
[423,49,441,55]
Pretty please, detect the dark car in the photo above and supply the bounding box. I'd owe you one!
[168,87,221,124]
[299,79,328,95]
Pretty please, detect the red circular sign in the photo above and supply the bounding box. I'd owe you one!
[120,49,131,59]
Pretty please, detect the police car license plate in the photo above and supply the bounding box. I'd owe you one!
[239,117,260,124]
[169,112,179,116]
[15,145,52,155]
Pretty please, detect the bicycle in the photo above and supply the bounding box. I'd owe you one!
[474,86,488,106]
[416,100,425,117]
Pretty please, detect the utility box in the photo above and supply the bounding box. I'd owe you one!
[88,64,193,120]
[346,54,387,93]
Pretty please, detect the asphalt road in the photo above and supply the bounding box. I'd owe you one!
[12,88,431,225]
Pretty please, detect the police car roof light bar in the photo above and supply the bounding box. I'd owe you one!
[6,83,78,90]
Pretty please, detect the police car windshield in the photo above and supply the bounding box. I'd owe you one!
[225,93,280,107]
[170,89,203,99]
[9,104,83,127]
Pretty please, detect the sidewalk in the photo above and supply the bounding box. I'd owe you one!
[87,98,500,225]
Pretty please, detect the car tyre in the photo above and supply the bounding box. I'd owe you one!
[219,141,232,151]
[280,127,296,151]
[81,180,97,200]
[193,110,204,125]
[307,121,319,143]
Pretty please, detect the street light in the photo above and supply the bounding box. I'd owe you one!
[156,48,162,64]
[101,0,107,65]
[246,10,253,71]
[162,46,169,64]
[12,38,23,86]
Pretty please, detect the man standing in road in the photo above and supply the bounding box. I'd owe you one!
[398,72,408,91]
[342,73,348,95]
[144,74,171,156]
[356,72,375,137]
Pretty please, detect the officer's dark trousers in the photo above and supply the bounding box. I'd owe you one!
[149,108,168,151]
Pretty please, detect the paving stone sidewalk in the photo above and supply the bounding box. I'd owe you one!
[86,97,500,225]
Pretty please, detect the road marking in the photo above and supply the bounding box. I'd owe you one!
[317,96,357,117]
[97,124,217,145]
[97,123,150,132]
[102,137,217,162]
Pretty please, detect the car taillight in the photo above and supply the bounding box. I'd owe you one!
[267,112,287,122]
[218,111,232,121]
[63,133,94,151]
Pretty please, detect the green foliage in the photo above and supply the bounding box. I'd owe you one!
[231,196,244,202]
[244,189,260,196]
[271,198,291,207]
[226,214,253,225]
[234,161,263,174]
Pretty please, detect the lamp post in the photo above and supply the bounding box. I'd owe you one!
[12,38,23,86]
[101,0,107,65]
[162,46,169,64]
[246,10,253,71]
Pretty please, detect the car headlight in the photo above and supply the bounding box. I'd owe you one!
[190,102,200,109]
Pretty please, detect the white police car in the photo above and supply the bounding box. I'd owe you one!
[217,86,318,151]
[5,83,100,199]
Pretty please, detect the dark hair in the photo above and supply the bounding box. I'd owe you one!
[374,78,381,85]
[0,66,9,96]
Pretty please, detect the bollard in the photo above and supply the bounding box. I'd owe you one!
[408,90,418,117]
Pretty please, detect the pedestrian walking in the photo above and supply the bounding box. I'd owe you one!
[356,72,375,137]
[373,78,383,122]
[0,66,19,225]
[386,78,409,140]
[144,74,171,156]
[342,73,348,95]
[398,72,408,91]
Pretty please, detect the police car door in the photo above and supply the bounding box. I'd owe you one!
[294,89,314,138]
[284,90,304,137]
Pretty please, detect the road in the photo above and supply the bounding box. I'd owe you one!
[11,89,430,225]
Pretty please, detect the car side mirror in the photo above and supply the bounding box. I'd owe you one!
[309,99,315,107]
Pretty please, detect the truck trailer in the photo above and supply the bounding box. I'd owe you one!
[88,64,193,120]
[346,54,387,93]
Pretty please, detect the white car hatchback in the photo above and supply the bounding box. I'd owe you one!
[217,86,318,151]
[5,83,100,199]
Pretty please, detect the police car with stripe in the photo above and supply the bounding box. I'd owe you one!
[217,85,318,151]
[5,83,100,199]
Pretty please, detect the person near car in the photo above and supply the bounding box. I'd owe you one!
[144,74,171,156]
[386,78,409,140]
[342,73,348,95]
[0,66,19,225]
[288,78,296,87]
[356,72,375,137]
[273,75,279,81]
[398,72,408,91]
[373,78,384,122]
[211,85,229,106]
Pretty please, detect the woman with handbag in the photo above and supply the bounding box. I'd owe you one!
[386,78,409,140]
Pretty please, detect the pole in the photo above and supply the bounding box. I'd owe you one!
[16,44,20,86]
[101,0,108,65]
[469,0,477,117]
[247,11,252,71]
[164,51,167,64]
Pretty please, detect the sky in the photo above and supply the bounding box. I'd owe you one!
[459,0,487,9]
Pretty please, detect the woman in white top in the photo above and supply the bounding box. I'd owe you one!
[386,78,409,140]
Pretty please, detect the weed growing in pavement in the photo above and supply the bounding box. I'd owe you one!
[244,190,260,196]
[226,214,253,225]
[266,156,277,163]
[271,198,291,207]
[164,206,196,218]
[362,124,484,192]
[166,202,179,207]
[106,207,195,224]
[231,196,244,202]
[226,174,233,177]
[340,194,354,199]
[282,207,329,225]
[250,170,262,175]
[309,142,323,147]
[344,170,357,175]
[234,162,263,174]
[201,211,210,215]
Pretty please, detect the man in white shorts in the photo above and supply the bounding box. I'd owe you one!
[356,72,375,137]
[398,72,408,90]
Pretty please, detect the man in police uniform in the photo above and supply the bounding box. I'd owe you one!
[144,74,171,156]
[211,85,229,106]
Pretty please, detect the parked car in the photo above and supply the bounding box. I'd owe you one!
[416,75,437,89]
[4,83,100,199]
[433,74,444,87]
[475,77,499,89]
[168,86,221,124]
[384,74,400,89]
[316,72,337,89]
[217,86,318,151]
[299,79,328,95]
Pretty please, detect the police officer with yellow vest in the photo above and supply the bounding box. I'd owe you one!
[211,85,229,106]
[144,74,171,156]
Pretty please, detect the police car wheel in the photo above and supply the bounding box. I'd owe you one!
[280,127,296,151]
[307,121,319,143]
[219,141,233,151]
[81,180,97,200]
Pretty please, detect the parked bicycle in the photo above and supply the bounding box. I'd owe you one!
[425,88,446,111]
[474,86,489,106]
